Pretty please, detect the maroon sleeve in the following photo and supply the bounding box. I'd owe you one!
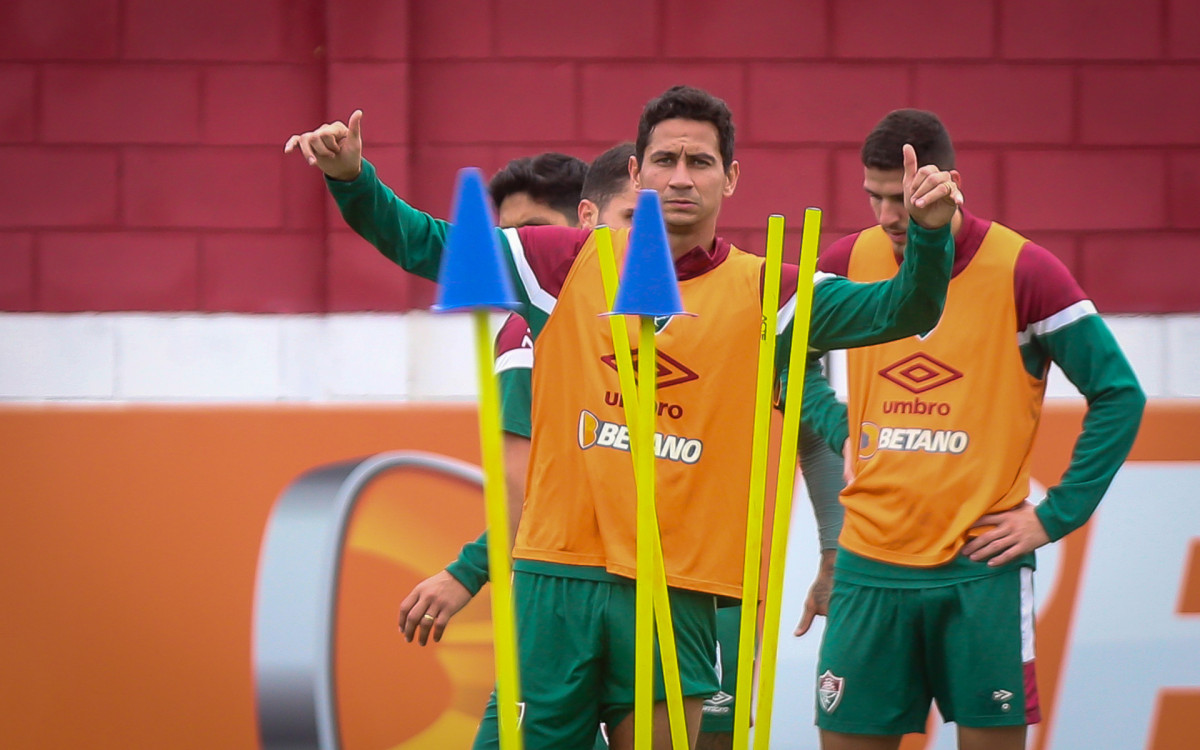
[817,232,858,277]
[494,312,532,360]
[1013,242,1089,331]
[774,263,800,310]
[514,225,590,298]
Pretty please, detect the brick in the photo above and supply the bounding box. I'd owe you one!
[125,0,289,61]
[1002,151,1166,231]
[280,0,325,63]
[203,65,323,146]
[123,148,284,229]
[38,232,199,311]
[0,0,118,60]
[284,157,333,232]
[952,150,1001,221]
[720,147,827,232]
[663,0,826,58]
[915,65,1073,144]
[494,0,656,58]
[200,233,323,313]
[580,64,745,144]
[410,145,499,215]
[412,0,493,59]
[1000,0,1162,59]
[0,233,35,310]
[1018,231,1081,280]
[0,148,118,228]
[832,149,1001,236]
[1082,66,1200,145]
[1169,0,1200,58]
[327,0,409,60]
[1168,151,1200,229]
[746,64,911,143]
[0,66,36,142]
[327,230,412,311]
[833,0,993,58]
[831,149,880,234]
[413,62,575,143]
[42,65,200,144]
[328,63,410,146]
[1080,233,1200,313]
[409,276,437,309]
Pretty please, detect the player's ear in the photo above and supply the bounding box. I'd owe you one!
[723,160,740,197]
[578,199,599,230]
[629,154,642,190]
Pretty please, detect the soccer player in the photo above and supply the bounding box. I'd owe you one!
[795,109,1146,750]
[285,85,958,749]
[491,151,589,229]
[400,141,846,750]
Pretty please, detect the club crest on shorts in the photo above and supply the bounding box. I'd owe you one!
[817,670,845,713]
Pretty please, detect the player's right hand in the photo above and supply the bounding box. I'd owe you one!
[284,109,364,182]
[398,569,474,646]
[794,549,835,637]
[903,142,961,231]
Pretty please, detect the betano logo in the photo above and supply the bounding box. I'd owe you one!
[599,348,698,390]
[858,421,969,460]
[577,410,703,464]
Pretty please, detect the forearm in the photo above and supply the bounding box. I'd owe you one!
[807,221,952,350]
[797,353,850,453]
[325,159,449,281]
[798,421,846,550]
[1035,318,1146,540]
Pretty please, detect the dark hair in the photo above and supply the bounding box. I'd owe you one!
[488,152,588,220]
[861,109,955,171]
[635,85,735,170]
[581,142,636,209]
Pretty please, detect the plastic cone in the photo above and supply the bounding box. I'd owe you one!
[434,167,519,312]
[611,190,689,317]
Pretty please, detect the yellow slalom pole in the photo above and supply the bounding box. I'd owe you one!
[596,228,689,749]
[473,309,524,750]
[753,207,822,750]
[732,215,785,749]
[634,316,659,750]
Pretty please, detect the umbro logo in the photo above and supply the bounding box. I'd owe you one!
[600,348,698,390]
[878,352,963,394]
[993,689,1013,702]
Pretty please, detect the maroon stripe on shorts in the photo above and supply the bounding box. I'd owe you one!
[1024,660,1042,724]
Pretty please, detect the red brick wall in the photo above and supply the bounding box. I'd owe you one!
[2,0,1198,314]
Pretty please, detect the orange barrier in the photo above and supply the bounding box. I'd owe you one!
[0,401,1196,749]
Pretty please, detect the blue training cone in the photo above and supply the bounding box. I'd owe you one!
[434,167,519,312]
[611,190,689,318]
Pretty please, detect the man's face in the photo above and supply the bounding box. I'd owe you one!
[496,192,574,228]
[630,118,738,233]
[863,167,908,256]
[596,185,638,230]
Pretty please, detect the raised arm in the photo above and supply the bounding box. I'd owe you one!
[803,143,959,352]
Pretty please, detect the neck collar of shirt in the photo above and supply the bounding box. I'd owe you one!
[674,237,731,281]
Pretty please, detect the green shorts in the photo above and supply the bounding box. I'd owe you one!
[816,566,1039,736]
[698,605,742,734]
[472,569,720,749]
